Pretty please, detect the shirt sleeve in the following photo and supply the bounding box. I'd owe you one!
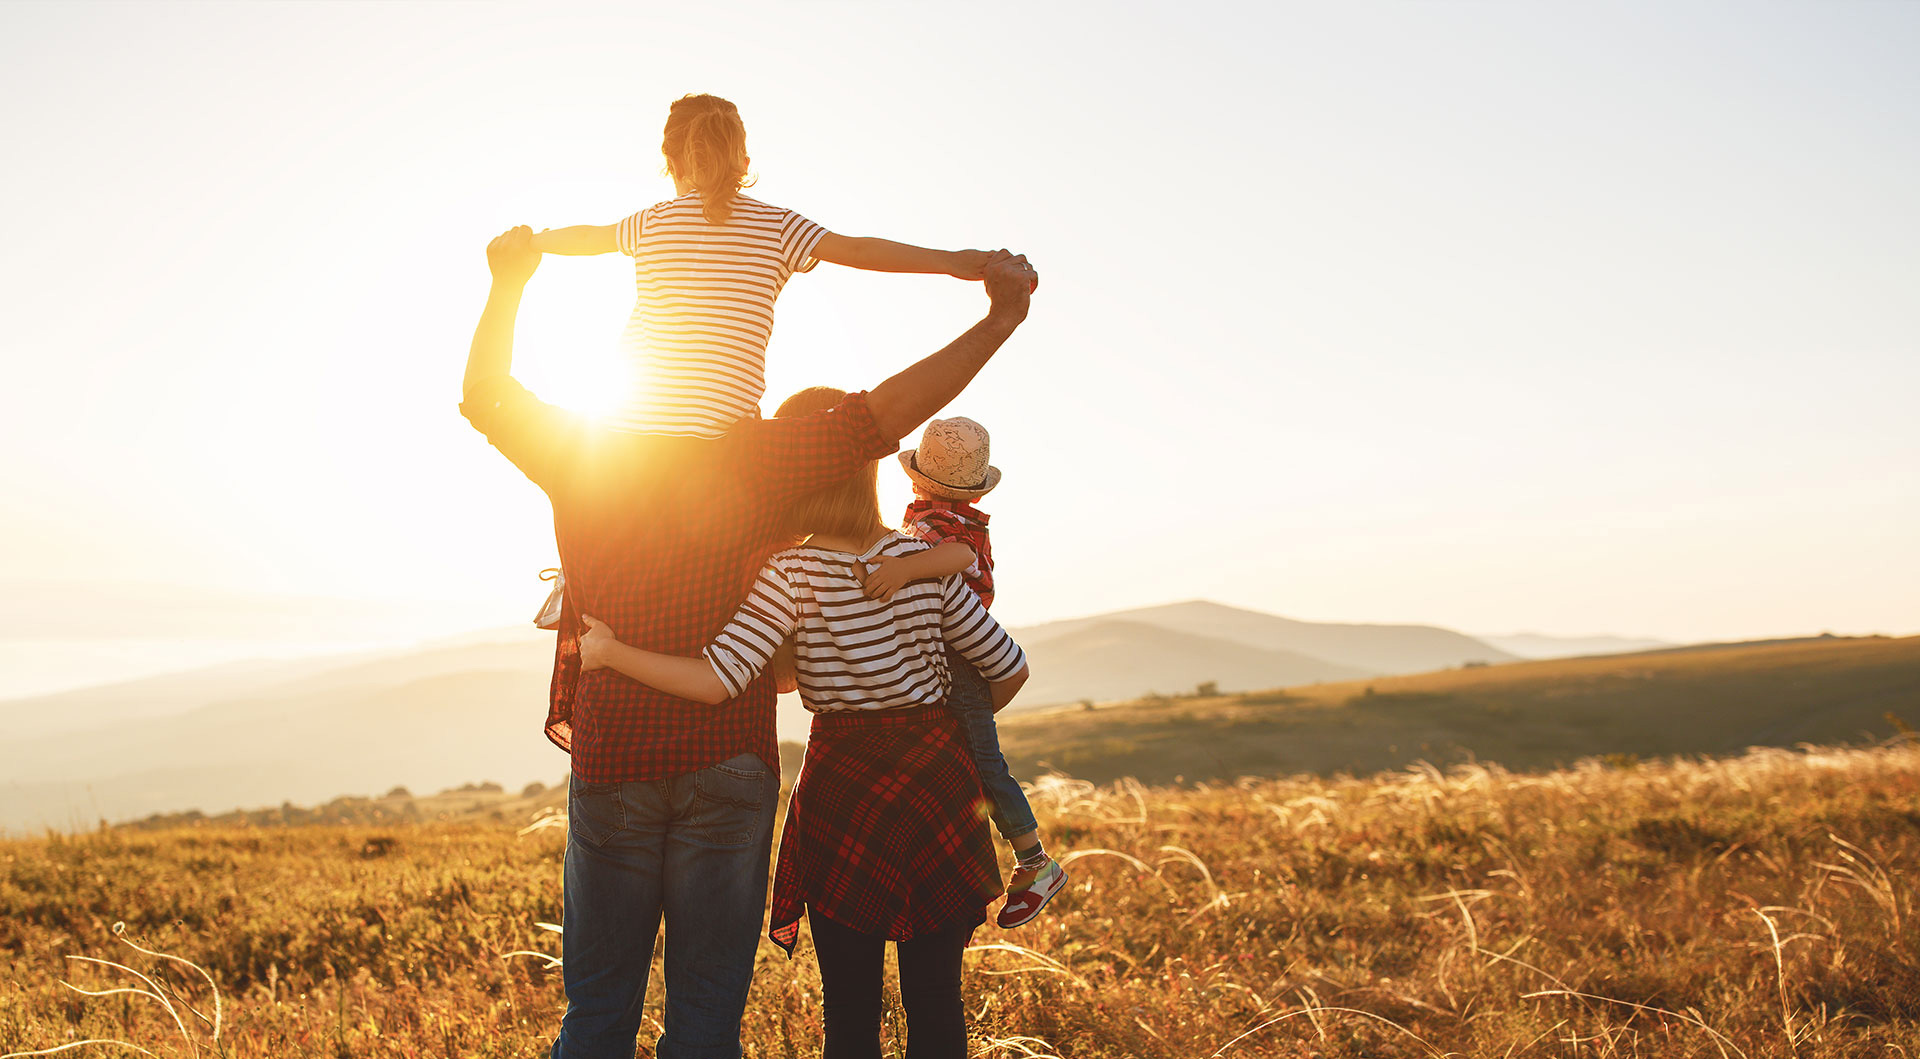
[780,210,828,273]
[940,575,1026,682]
[729,391,898,507]
[459,376,587,498]
[909,517,984,581]
[703,559,802,698]
[615,208,646,257]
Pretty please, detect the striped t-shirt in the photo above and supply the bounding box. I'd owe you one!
[704,532,1027,712]
[612,191,828,438]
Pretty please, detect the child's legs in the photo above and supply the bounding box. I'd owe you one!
[944,649,1040,845]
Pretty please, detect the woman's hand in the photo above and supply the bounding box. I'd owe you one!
[770,636,801,695]
[579,615,615,671]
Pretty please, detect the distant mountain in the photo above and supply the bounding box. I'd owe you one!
[1014,620,1373,707]
[2,651,392,741]
[1015,600,1515,675]
[0,635,564,833]
[1477,632,1675,660]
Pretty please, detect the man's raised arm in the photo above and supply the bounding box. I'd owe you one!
[461,225,583,495]
[866,251,1036,442]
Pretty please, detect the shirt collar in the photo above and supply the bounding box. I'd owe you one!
[905,498,989,525]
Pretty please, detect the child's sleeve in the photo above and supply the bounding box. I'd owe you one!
[939,575,1026,681]
[615,208,648,257]
[703,559,803,697]
[779,210,828,273]
[911,516,985,582]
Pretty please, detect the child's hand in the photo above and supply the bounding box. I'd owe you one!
[487,225,541,286]
[578,615,615,671]
[948,249,993,281]
[860,556,917,603]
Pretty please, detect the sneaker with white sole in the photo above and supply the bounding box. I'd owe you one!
[996,857,1068,928]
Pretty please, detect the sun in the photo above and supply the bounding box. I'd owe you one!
[514,291,633,423]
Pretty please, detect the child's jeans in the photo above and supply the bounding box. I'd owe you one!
[945,647,1040,843]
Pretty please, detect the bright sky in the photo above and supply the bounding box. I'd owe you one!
[3,1,1916,681]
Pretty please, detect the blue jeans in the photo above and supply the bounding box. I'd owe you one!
[945,648,1039,843]
[551,753,779,1059]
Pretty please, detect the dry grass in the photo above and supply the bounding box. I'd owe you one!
[7,739,1920,1056]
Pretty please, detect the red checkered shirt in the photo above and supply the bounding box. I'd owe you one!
[461,376,897,782]
[902,499,995,608]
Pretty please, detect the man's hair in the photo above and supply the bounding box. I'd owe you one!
[662,94,754,225]
[775,387,885,542]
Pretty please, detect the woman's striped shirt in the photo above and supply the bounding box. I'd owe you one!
[703,532,1027,712]
[612,190,827,438]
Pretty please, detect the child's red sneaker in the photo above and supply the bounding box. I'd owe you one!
[997,857,1068,928]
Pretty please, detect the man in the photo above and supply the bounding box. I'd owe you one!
[461,225,1037,1059]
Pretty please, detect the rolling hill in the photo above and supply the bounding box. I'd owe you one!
[1475,631,1674,659]
[995,633,1920,785]
[17,601,1890,834]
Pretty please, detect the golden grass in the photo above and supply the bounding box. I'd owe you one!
[6,739,1920,1056]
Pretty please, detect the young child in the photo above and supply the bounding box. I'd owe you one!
[859,416,1068,927]
[530,93,993,438]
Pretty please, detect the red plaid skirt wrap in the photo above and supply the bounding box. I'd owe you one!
[769,703,1002,955]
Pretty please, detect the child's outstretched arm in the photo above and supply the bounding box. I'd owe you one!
[812,233,992,280]
[579,616,729,703]
[530,225,619,256]
[860,541,976,603]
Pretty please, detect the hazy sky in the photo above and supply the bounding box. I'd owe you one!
[2,1,1915,676]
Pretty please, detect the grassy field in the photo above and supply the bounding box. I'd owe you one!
[997,634,1920,785]
[7,736,1920,1057]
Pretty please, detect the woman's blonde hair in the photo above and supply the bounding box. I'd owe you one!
[775,387,886,542]
[662,94,754,225]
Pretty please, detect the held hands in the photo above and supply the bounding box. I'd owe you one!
[948,249,993,280]
[578,615,615,671]
[981,249,1037,324]
[487,225,541,287]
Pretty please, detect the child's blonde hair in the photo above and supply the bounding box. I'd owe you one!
[662,94,754,225]
[775,387,885,542]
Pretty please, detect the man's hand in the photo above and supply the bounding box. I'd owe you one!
[981,249,1037,325]
[487,225,541,287]
[578,615,615,671]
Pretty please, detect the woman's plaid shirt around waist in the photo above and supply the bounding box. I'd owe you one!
[460,375,896,783]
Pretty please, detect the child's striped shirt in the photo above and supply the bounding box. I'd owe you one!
[613,190,826,437]
[703,532,1026,712]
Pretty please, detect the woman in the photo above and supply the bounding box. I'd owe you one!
[575,385,1030,1058]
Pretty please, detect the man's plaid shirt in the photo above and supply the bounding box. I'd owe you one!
[462,376,897,783]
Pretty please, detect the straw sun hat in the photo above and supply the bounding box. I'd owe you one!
[898,417,1001,501]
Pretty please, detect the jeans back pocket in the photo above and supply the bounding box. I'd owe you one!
[688,753,772,847]
[569,777,627,847]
